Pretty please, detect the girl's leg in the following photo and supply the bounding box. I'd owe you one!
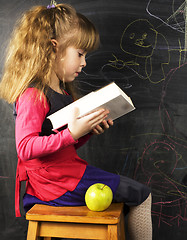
[113,175,152,239]
[127,193,152,240]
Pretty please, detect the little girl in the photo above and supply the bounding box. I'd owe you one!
[0,2,152,239]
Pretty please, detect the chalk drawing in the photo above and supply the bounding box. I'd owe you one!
[109,19,170,84]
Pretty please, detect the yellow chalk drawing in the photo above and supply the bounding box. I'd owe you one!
[108,19,171,84]
[109,54,139,69]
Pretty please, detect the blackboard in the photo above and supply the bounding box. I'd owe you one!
[0,0,186,239]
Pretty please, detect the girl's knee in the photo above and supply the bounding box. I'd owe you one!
[141,193,152,207]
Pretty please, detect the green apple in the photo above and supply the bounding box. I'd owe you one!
[85,183,113,211]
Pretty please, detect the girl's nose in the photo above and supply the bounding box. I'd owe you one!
[81,57,87,68]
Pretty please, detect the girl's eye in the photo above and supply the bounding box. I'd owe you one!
[78,52,84,57]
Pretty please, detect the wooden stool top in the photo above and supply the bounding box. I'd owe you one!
[26,203,124,225]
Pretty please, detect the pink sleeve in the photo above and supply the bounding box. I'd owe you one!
[75,133,92,149]
[15,88,77,161]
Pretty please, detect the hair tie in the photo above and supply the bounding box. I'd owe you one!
[47,0,57,9]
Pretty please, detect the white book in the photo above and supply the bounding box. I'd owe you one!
[47,82,135,130]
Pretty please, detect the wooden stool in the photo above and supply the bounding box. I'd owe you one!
[26,203,125,240]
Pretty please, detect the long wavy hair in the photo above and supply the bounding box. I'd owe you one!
[0,3,100,103]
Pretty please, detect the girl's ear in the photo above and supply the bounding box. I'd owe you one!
[51,39,59,52]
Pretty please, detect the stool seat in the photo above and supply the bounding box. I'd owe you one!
[26,203,125,239]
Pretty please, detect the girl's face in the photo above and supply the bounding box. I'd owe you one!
[55,45,87,83]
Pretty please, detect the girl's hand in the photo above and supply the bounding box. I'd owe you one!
[92,119,113,135]
[68,107,109,140]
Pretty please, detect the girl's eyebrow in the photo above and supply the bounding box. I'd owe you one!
[77,49,86,54]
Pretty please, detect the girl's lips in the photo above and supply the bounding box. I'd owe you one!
[75,72,81,76]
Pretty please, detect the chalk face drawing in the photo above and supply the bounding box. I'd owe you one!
[120,19,157,58]
[134,136,187,227]
[117,18,170,83]
[137,139,185,198]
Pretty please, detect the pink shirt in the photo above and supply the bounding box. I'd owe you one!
[15,88,90,217]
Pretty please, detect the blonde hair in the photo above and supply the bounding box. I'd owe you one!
[0,3,100,103]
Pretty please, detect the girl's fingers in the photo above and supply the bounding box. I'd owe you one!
[92,127,101,135]
[101,120,110,129]
[107,119,114,126]
[92,119,113,135]
[92,125,104,135]
[88,109,109,126]
[86,109,109,120]
[95,124,104,134]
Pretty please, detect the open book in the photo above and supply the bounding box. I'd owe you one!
[47,82,135,130]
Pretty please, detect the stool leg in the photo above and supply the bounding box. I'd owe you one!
[120,213,125,240]
[108,224,118,240]
[27,221,39,240]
